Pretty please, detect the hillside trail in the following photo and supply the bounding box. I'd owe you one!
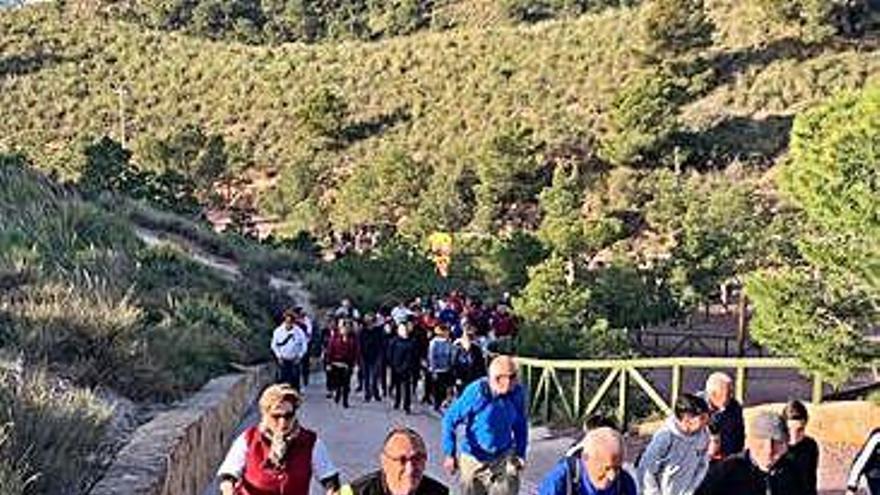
[132,225,854,494]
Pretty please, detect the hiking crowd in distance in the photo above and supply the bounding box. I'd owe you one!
[219,291,880,495]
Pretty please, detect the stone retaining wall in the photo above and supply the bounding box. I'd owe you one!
[90,365,272,495]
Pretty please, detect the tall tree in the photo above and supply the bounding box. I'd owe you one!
[747,87,880,385]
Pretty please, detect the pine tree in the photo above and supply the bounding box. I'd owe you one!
[748,87,880,384]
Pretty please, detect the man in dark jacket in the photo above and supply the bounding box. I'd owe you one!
[360,314,386,402]
[351,427,448,495]
[695,411,807,495]
[388,323,419,414]
[698,372,745,461]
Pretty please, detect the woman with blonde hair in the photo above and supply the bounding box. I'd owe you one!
[217,384,340,495]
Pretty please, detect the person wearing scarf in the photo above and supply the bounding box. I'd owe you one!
[218,384,341,495]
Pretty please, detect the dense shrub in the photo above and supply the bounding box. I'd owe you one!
[333,148,431,230]
[297,87,349,142]
[640,0,714,56]
[600,70,684,166]
[514,255,627,358]
[310,237,445,310]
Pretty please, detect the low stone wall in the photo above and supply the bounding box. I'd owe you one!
[90,365,272,495]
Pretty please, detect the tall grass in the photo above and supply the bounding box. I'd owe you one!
[0,368,112,495]
[0,155,279,399]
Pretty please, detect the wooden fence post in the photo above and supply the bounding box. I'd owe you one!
[574,368,582,421]
[735,365,746,404]
[617,366,628,429]
[671,363,682,407]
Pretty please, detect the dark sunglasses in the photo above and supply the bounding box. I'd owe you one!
[270,411,296,421]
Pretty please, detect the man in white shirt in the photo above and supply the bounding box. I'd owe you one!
[272,308,309,391]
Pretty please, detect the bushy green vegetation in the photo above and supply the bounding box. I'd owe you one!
[0,154,281,400]
[747,87,880,385]
[0,368,112,495]
[122,0,435,44]
[1,0,878,237]
[0,0,877,378]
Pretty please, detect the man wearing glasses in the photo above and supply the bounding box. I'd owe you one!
[350,427,449,495]
[441,355,528,495]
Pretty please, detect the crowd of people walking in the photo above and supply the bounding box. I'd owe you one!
[220,292,880,495]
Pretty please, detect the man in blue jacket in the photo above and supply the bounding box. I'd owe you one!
[441,355,527,495]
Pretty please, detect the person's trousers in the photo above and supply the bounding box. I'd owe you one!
[421,367,433,403]
[432,370,452,410]
[363,359,382,400]
[869,476,880,495]
[328,364,352,407]
[300,355,310,387]
[458,452,521,495]
[391,371,412,413]
[277,358,301,391]
[378,360,387,396]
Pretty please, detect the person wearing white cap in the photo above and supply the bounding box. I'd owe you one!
[694,411,807,495]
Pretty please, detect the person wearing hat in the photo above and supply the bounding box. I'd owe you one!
[538,427,638,495]
[781,400,819,495]
[694,411,807,495]
[350,427,449,495]
[217,384,339,495]
[637,393,711,495]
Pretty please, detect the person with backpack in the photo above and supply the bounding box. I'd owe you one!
[272,309,309,391]
[637,393,711,495]
[427,325,454,412]
[538,427,638,495]
[442,355,527,495]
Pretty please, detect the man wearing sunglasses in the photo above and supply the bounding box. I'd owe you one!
[441,355,528,495]
[217,384,340,495]
[350,427,449,495]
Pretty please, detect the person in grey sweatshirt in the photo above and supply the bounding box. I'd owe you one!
[637,393,711,495]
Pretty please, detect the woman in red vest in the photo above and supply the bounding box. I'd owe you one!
[218,384,340,495]
[326,319,360,408]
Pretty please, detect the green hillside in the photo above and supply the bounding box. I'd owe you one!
[2,0,878,234]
